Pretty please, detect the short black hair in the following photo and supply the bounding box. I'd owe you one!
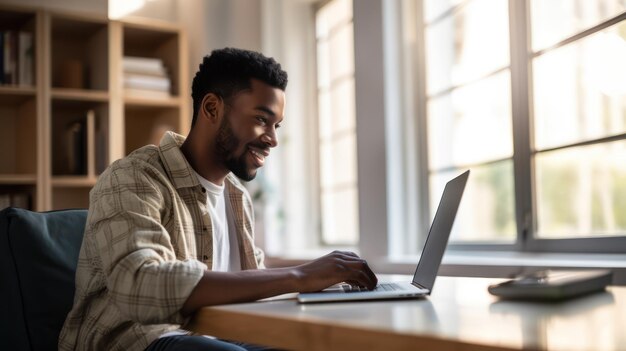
[191,48,288,126]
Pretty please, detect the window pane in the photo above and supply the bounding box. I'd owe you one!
[329,23,354,82]
[535,141,626,238]
[322,187,359,245]
[533,22,626,150]
[316,0,357,248]
[428,71,513,170]
[425,0,510,94]
[330,78,356,135]
[317,40,330,89]
[320,134,357,189]
[430,161,516,242]
[530,0,626,51]
[318,90,332,140]
[316,0,352,39]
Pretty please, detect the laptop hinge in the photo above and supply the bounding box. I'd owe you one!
[411,282,429,291]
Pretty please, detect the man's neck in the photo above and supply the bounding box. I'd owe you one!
[181,132,229,185]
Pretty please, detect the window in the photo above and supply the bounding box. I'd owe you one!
[530,1,626,243]
[416,0,626,253]
[262,0,625,260]
[315,0,359,246]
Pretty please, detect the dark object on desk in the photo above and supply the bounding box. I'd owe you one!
[488,269,612,301]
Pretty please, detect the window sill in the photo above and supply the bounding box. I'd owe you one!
[265,251,626,285]
[379,251,626,285]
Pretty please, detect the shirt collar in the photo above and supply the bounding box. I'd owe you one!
[157,131,248,196]
[158,131,200,190]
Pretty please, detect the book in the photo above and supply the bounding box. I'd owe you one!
[10,192,30,209]
[18,31,33,86]
[65,118,87,174]
[123,56,167,76]
[95,110,108,174]
[123,74,171,92]
[86,109,99,178]
[53,115,87,175]
[0,193,10,210]
[4,31,12,84]
[0,31,4,85]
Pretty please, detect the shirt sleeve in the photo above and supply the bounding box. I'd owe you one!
[87,162,206,325]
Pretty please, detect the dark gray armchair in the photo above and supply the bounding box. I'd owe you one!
[0,207,87,351]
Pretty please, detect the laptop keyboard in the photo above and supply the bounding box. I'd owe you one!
[341,282,403,292]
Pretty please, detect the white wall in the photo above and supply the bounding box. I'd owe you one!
[176,0,264,93]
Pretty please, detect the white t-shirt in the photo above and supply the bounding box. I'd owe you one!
[160,173,242,339]
[193,171,241,272]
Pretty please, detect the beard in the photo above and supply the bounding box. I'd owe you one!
[215,115,258,181]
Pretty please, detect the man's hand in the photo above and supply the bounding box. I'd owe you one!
[292,251,378,292]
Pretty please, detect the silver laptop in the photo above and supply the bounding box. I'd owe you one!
[297,170,469,304]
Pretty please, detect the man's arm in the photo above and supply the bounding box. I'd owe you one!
[181,251,377,316]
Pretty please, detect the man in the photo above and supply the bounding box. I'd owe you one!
[59,48,377,351]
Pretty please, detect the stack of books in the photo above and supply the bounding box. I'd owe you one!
[0,30,34,86]
[122,56,171,98]
[0,192,30,210]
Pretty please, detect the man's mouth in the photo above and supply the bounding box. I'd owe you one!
[248,146,269,167]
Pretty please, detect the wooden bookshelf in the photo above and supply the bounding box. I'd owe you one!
[0,6,40,211]
[0,5,189,211]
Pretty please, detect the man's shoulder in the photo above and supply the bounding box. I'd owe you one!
[96,145,168,188]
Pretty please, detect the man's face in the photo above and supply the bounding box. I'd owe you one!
[214,79,285,181]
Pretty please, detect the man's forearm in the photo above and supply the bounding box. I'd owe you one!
[180,267,299,316]
[181,251,378,316]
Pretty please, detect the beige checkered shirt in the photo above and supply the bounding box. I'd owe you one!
[59,131,265,351]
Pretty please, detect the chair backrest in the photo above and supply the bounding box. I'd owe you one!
[0,207,87,351]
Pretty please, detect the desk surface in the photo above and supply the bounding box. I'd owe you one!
[186,276,626,351]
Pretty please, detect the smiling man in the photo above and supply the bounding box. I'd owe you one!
[58,48,377,351]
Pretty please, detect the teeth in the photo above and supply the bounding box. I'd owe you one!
[250,149,264,160]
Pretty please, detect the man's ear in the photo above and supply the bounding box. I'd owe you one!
[200,93,223,124]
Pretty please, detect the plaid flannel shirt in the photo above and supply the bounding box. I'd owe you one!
[59,131,264,351]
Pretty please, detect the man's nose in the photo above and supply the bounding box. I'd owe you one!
[262,129,278,148]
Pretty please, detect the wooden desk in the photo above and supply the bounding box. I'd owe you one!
[186,276,626,351]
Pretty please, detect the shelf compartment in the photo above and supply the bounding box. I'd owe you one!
[0,96,37,175]
[0,8,37,87]
[125,105,179,155]
[51,101,109,176]
[123,23,180,97]
[50,14,109,91]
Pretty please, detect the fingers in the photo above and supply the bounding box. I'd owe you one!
[329,251,378,290]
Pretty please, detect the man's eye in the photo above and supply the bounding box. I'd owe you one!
[275,123,281,130]
[255,116,267,125]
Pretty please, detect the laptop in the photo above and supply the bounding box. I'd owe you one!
[297,170,469,304]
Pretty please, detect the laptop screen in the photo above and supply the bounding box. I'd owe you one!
[412,170,469,292]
